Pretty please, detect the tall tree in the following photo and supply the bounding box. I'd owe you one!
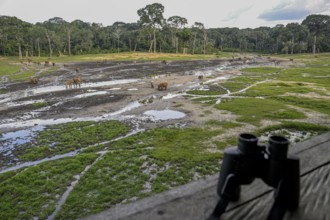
[112,22,125,53]
[191,22,204,54]
[137,3,165,53]
[302,14,330,54]
[176,28,192,53]
[167,16,188,53]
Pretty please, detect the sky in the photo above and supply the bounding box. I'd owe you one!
[0,0,329,29]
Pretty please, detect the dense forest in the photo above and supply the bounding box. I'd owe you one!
[0,3,329,58]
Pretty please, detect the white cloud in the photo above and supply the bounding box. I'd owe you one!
[258,0,330,21]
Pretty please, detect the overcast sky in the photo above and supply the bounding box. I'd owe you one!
[0,0,329,28]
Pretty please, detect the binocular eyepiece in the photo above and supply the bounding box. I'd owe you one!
[238,133,289,160]
[208,133,300,220]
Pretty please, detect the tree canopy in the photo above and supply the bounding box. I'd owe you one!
[0,5,329,57]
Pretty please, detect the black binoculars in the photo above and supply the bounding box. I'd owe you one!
[208,133,300,220]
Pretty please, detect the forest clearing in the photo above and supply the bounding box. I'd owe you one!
[0,52,329,219]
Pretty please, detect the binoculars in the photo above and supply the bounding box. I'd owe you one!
[208,133,300,220]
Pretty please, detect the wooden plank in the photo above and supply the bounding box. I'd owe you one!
[221,163,330,220]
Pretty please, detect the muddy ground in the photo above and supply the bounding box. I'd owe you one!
[0,56,293,134]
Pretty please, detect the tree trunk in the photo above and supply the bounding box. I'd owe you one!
[313,34,317,54]
[117,37,120,53]
[37,38,40,57]
[171,30,176,48]
[149,40,153,53]
[45,31,52,57]
[153,28,156,53]
[255,36,258,51]
[203,31,207,54]
[291,35,294,54]
[18,42,22,61]
[68,30,71,56]
[192,32,197,54]
[176,37,179,53]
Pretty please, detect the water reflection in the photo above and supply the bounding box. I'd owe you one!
[0,125,44,155]
[144,109,186,121]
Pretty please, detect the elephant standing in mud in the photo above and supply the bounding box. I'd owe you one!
[157,82,168,91]
[30,77,39,84]
[65,79,74,89]
[73,76,82,88]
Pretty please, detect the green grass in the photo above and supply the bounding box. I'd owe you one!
[277,66,330,87]
[55,127,223,219]
[271,96,330,115]
[256,121,330,136]
[187,89,227,96]
[18,120,130,161]
[242,81,315,97]
[0,57,20,77]
[7,69,36,81]
[190,96,218,105]
[219,72,275,93]
[215,98,306,125]
[274,53,330,65]
[205,120,242,129]
[0,153,98,220]
[31,101,48,108]
[241,67,282,74]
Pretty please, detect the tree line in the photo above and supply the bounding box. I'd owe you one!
[0,3,329,59]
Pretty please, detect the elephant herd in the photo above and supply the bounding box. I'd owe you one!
[65,76,82,89]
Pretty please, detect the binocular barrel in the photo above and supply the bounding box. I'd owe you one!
[238,133,259,156]
[268,135,289,160]
[267,135,290,186]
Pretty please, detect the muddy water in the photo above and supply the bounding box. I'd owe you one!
[0,125,44,156]
[0,150,79,174]
[0,79,139,104]
[144,109,186,121]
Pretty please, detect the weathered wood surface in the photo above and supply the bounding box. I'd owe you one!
[82,132,330,220]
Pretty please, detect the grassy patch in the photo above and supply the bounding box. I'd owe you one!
[0,153,98,220]
[220,73,273,93]
[17,120,130,161]
[277,66,330,87]
[31,101,48,108]
[0,57,20,77]
[205,120,242,129]
[191,97,218,105]
[257,121,330,135]
[242,82,315,97]
[271,96,330,115]
[241,67,281,74]
[256,121,330,144]
[56,127,222,219]
[187,90,226,96]
[215,98,306,125]
[7,69,37,81]
[149,128,220,162]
